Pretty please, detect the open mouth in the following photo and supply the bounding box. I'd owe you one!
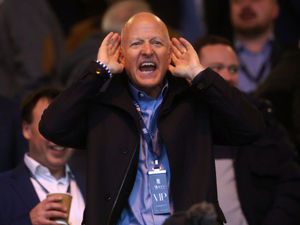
[50,145,65,152]
[139,62,157,73]
[239,9,256,21]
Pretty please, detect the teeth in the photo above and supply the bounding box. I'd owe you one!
[52,146,65,151]
[141,62,155,67]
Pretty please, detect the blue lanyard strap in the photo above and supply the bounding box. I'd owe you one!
[134,101,161,163]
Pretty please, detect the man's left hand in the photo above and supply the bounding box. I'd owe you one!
[169,37,205,81]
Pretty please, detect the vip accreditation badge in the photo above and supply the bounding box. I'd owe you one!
[148,168,171,215]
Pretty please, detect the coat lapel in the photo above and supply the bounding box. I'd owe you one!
[11,163,40,209]
[95,73,141,128]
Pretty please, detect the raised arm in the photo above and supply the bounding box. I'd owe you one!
[170,37,264,145]
[39,33,123,149]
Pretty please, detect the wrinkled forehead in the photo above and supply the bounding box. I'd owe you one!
[230,0,277,4]
[121,13,170,43]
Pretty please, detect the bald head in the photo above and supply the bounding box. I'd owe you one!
[118,12,171,98]
[121,12,170,45]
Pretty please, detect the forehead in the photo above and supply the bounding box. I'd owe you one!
[32,98,50,119]
[122,16,169,42]
[200,44,238,64]
[230,0,274,4]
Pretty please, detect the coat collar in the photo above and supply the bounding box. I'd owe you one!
[95,71,189,121]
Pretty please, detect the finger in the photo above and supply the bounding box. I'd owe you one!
[45,210,68,220]
[108,33,120,46]
[170,53,179,65]
[45,196,64,206]
[170,43,182,59]
[171,37,187,54]
[113,45,121,59]
[102,32,114,45]
[45,202,67,212]
[178,37,194,52]
[110,36,121,54]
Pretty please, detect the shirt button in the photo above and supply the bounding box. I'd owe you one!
[104,194,112,201]
[120,147,129,155]
[138,92,144,98]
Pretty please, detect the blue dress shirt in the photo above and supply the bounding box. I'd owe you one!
[235,38,273,93]
[117,83,172,225]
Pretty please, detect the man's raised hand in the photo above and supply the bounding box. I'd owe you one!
[97,32,124,74]
[169,37,205,81]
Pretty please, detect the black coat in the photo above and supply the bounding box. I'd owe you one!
[39,62,264,225]
[254,47,300,154]
[214,122,300,225]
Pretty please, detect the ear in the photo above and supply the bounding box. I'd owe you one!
[272,2,280,20]
[119,47,125,66]
[22,122,32,140]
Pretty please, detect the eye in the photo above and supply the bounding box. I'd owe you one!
[228,65,238,74]
[210,65,224,72]
[130,41,142,47]
[151,39,163,46]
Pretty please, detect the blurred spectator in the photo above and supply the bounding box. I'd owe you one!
[229,0,300,152]
[274,0,300,48]
[229,0,280,93]
[101,0,151,33]
[0,88,85,225]
[254,48,300,156]
[194,35,300,225]
[61,0,152,87]
[0,95,28,172]
[0,0,65,101]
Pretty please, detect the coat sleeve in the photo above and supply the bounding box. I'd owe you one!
[39,61,111,149]
[238,121,300,225]
[192,68,265,145]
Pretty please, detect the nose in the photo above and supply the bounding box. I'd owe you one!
[141,42,153,56]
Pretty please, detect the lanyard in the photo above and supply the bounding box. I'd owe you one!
[239,54,270,84]
[134,101,161,167]
[28,168,72,194]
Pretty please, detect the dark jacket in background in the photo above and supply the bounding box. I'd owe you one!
[0,96,28,172]
[214,99,300,225]
[254,48,300,156]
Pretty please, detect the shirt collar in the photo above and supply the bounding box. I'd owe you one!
[128,81,168,103]
[234,35,275,53]
[24,153,73,183]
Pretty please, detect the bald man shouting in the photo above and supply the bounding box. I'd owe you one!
[39,12,264,225]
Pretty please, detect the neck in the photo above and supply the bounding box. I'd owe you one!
[135,82,164,99]
[144,86,162,99]
[49,167,66,180]
[236,28,273,53]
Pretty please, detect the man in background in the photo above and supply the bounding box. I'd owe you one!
[230,0,300,154]
[193,35,300,225]
[0,88,85,225]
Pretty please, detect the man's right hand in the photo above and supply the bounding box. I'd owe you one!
[97,32,124,74]
[30,195,67,225]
